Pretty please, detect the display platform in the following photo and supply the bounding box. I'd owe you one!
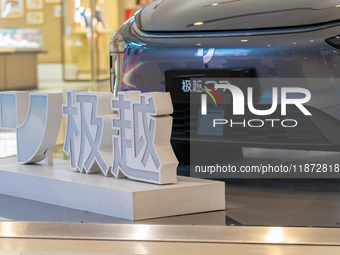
[0,158,225,220]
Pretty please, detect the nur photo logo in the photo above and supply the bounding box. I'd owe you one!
[197,79,312,129]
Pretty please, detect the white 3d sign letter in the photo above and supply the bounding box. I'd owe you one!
[63,90,178,184]
[111,91,178,184]
[63,90,114,176]
[0,92,63,165]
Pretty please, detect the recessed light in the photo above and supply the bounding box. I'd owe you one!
[194,22,203,26]
[212,3,218,6]
[241,40,248,42]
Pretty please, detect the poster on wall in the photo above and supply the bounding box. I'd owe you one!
[0,0,24,18]
[54,4,61,18]
[26,0,43,10]
[26,11,44,24]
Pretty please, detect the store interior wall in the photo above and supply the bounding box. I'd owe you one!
[118,0,138,26]
[1,0,140,82]
[1,3,62,63]
[62,0,121,81]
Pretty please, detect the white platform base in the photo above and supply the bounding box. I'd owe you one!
[0,158,225,220]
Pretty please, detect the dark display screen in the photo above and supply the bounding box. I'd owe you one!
[165,69,258,104]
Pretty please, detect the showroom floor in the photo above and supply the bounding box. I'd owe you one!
[2,223,340,255]
[1,80,340,228]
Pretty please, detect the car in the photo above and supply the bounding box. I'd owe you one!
[109,0,340,164]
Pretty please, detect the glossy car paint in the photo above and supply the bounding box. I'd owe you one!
[110,0,340,150]
[137,0,340,32]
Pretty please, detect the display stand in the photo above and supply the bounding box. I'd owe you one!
[0,49,44,90]
[0,158,225,220]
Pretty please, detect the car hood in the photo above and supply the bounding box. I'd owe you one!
[137,0,340,32]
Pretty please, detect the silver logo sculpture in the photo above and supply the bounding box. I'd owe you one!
[0,92,63,166]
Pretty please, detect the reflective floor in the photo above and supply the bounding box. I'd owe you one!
[1,236,340,255]
[1,222,340,254]
[1,158,340,227]
[1,80,340,228]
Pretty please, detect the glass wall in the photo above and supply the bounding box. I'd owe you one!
[62,0,119,81]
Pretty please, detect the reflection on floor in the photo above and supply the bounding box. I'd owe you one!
[2,238,340,255]
[225,178,340,227]
[0,80,340,228]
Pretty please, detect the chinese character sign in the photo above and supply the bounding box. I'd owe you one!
[62,90,114,176]
[182,79,202,93]
[111,91,178,184]
[0,90,178,185]
[63,90,178,184]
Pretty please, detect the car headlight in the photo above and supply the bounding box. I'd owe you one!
[110,32,129,53]
[110,31,129,96]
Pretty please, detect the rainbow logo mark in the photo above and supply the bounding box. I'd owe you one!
[200,84,223,106]
[199,83,223,106]
[200,84,223,115]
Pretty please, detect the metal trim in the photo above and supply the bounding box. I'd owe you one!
[132,21,340,38]
[1,222,340,246]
